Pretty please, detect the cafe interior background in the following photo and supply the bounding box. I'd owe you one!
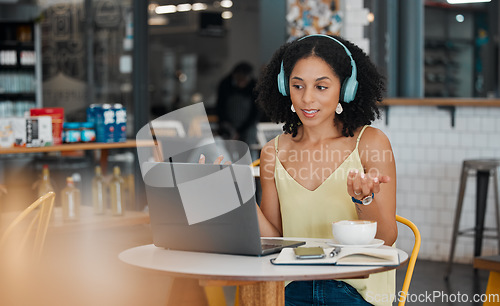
[1,0,500,304]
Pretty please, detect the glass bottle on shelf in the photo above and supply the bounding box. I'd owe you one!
[62,176,80,221]
[37,164,55,198]
[91,166,106,215]
[109,166,125,216]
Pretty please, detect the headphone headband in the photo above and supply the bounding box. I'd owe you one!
[277,34,358,103]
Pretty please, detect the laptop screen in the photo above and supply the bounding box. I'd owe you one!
[143,162,264,256]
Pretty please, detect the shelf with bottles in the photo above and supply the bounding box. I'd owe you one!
[0,100,36,118]
[62,176,81,221]
[0,71,37,95]
[0,40,34,48]
[0,22,36,68]
[0,48,36,68]
[0,21,40,107]
[424,39,472,97]
[0,61,36,71]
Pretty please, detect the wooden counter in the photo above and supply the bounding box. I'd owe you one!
[0,139,155,172]
[383,98,500,107]
[0,140,153,155]
[380,98,500,126]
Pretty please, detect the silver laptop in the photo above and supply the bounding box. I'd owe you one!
[142,162,305,256]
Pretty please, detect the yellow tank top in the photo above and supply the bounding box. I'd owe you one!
[274,125,395,306]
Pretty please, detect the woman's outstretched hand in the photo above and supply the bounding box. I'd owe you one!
[198,154,231,165]
[347,169,390,200]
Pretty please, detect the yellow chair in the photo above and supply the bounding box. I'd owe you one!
[0,191,56,260]
[473,255,500,306]
[396,215,421,306]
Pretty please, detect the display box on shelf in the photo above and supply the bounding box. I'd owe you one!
[0,116,53,148]
[30,107,64,145]
[7,116,53,147]
[0,118,14,148]
[114,104,127,142]
[96,104,115,143]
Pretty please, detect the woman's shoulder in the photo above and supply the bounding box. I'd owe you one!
[358,125,392,150]
[260,133,293,160]
[260,135,279,162]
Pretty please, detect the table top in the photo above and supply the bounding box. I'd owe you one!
[0,140,155,155]
[1,205,150,233]
[49,206,150,233]
[474,255,500,273]
[119,238,408,282]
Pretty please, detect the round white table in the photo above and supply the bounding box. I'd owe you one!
[119,238,408,305]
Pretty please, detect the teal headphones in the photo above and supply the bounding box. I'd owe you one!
[277,34,358,103]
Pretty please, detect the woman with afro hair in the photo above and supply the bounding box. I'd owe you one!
[254,34,397,305]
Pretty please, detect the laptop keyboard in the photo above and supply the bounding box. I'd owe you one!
[261,243,282,250]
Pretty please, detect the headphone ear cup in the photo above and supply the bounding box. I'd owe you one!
[341,77,358,103]
[277,62,288,96]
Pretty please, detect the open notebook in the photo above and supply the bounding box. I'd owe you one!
[271,247,400,266]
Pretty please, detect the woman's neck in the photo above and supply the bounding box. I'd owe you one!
[296,123,343,144]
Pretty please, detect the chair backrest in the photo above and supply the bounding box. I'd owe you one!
[188,116,216,138]
[396,215,421,306]
[0,191,56,261]
[256,122,284,148]
[150,120,186,138]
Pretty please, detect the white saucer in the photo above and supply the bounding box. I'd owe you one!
[326,238,385,248]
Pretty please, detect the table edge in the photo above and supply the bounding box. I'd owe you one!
[119,244,409,282]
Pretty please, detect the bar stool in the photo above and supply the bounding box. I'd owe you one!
[445,159,500,279]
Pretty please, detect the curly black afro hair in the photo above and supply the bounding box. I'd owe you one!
[255,35,385,137]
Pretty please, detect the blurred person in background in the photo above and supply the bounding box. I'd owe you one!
[216,61,260,146]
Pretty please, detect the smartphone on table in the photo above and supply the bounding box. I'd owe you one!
[294,247,326,259]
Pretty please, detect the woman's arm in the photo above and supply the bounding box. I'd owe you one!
[256,140,283,237]
[348,127,397,245]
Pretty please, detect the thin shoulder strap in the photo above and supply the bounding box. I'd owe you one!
[274,135,280,155]
[355,125,369,149]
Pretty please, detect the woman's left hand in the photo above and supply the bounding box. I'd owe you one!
[347,169,390,200]
[198,154,231,165]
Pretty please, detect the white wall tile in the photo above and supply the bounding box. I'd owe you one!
[487,134,500,149]
[445,164,461,180]
[467,117,482,132]
[453,149,467,163]
[343,0,364,10]
[344,9,369,26]
[419,193,431,208]
[473,133,488,148]
[343,25,365,38]
[384,106,500,262]
[480,117,496,131]
[454,117,468,131]
[445,133,460,147]
[433,132,447,147]
[440,148,454,163]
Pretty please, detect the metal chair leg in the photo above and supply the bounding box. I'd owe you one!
[493,168,500,253]
[445,162,468,280]
[475,170,490,257]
